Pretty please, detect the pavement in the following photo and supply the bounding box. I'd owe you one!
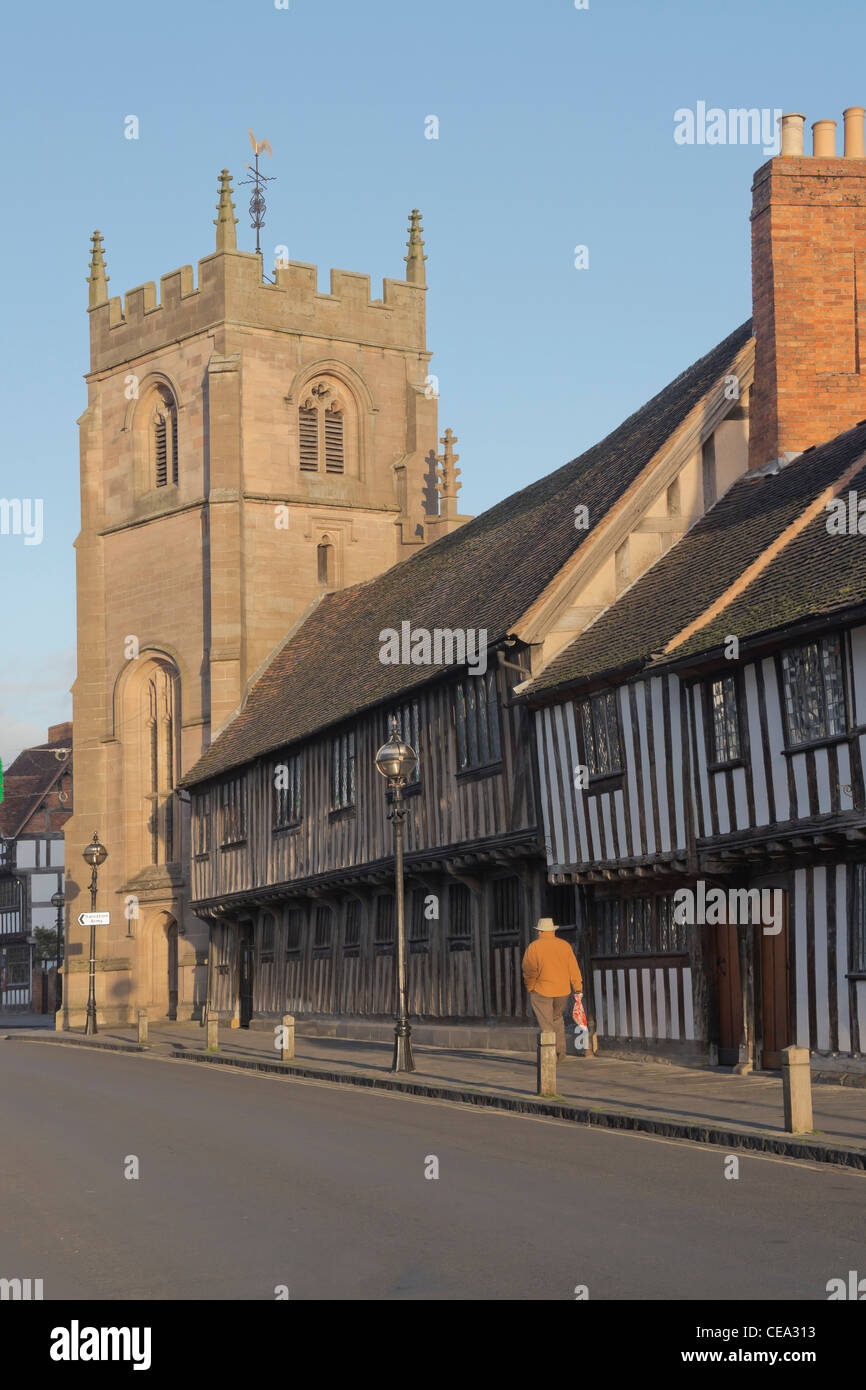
[8,1018,866,1169]
[2,1040,864,1301]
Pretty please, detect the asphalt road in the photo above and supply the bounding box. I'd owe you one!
[1,1040,863,1300]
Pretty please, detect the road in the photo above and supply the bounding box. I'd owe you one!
[1,1040,863,1300]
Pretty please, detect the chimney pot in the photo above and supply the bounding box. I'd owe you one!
[812,119,837,158]
[780,112,806,157]
[844,106,866,158]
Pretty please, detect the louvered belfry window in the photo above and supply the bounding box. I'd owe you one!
[298,383,345,474]
[324,407,344,473]
[154,413,168,486]
[299,406,319,470]
[153,390,178,488]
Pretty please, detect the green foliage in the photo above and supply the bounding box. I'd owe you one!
[32,926,58,963]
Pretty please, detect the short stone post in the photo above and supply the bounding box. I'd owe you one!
[781,1045,813,1133]
[537,1030,557,1095]
[206,1011,219,1051]
[280,1014,295,1061]
[137,1010,148,1045]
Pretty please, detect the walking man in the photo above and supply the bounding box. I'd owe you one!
[522,917,583,1058]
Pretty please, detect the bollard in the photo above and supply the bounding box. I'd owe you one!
[537,1030,557,1095]
[137,1010,148,1045]
[280,1013,295,1062]
[207,1011,219,1051]
[781,1045,813,1133]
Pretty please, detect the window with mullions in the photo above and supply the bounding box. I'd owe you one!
[386,702,421,784]
[344,899,362,955]
[853,865,866,973]
[273,755,302,828]
[447,882,472,950]
[491,876,521,946]
[193,800,211,857]
[314,906,334,952]
[331,730,356,809]
[579,690,622,777]
[456,670,501,772]
[593,894,687,956]
[409,887,430,947]
[782,635,847,747]
[285,908,304,957]
[5,944,29,987]
[259,912,276,964]
[709,674,741,765]
[218,778,247,846]
[375,895,395,951]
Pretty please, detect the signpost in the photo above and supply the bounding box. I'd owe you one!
[77,912,110,927]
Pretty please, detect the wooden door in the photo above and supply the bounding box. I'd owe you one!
[760,892,790,1069]
[714,920,742,1066]
[238,924,254,1028]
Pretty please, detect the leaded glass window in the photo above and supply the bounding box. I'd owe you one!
[274,754,302,828]
[782,636,847,746]
[331,730,356,809]
[455,670,501,772]
[709,674,740,765]
[579,690,622,777]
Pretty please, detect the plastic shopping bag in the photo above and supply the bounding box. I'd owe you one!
[572,992,589,1051]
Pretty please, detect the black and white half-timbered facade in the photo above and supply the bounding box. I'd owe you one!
[525,423,866,1078]
[0,724,73,1012]
[180,325,753,1044]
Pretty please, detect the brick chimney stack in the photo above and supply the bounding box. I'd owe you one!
[749,105,866,469]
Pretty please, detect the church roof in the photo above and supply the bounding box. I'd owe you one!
[180,320,753,787]
[521,417,866,700]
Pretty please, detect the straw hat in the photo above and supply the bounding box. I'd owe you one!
[535,917,557,932]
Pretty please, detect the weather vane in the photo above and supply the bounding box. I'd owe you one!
[240,129,275,259]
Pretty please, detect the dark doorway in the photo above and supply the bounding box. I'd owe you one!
[714,920,742,1066]
[759,892,790,1069]
[238,922,254,1028]
[166,920,178,1021]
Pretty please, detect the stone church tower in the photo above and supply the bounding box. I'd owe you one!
[63,172,457,1026]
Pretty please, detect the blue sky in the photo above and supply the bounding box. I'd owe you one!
[2,0,864,764]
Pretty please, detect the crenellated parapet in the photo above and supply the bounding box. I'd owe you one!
[88,175,429,374]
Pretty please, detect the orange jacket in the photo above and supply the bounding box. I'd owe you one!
[522,935,583,998]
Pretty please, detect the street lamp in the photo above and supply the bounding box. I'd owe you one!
[50,889,65,1014]
[375,719,418,1073]
[81,832,108,1036]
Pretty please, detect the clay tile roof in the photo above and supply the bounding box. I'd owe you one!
[521,418,866,700]
[181,320,753,787]
[0,734,72,838]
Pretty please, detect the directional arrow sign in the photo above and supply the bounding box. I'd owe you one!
[78,912,110,927]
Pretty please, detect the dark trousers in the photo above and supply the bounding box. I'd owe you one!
[529,991,570,1057]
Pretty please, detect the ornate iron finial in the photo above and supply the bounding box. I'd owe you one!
[87,230,109,310]
[404,209,427,286]
[214,170,238,252]
[240,129,276,262]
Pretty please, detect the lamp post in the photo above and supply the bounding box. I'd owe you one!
[375,719,418,1073]
[50,889,65,1014]
[81,832,108,1036]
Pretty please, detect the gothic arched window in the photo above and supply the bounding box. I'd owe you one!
[298,381,345,474]
[128,659,179,869]
[317,537,334,585]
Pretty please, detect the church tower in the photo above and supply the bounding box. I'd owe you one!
[63,172,450,1026]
